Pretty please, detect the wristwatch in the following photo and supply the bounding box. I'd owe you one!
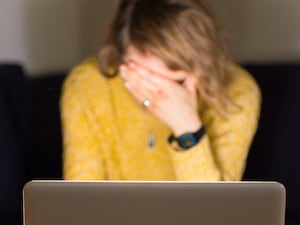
[168,126,206,151]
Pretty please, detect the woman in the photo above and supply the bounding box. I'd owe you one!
[60,0,261,181]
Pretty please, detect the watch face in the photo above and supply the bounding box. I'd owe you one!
[178,134,198,149]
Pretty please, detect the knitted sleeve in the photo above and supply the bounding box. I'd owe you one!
[170,65,261,181]
[60,63,106,180]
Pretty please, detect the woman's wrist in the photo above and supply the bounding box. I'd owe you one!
[168,125,206,151]
[171,118,202,137]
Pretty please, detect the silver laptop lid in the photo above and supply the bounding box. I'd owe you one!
[23,181,286,225]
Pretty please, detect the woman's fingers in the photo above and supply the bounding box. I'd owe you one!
[120,63,163,103]
[119,62,200,134]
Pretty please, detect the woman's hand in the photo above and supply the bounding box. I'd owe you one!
[120,62,202,136]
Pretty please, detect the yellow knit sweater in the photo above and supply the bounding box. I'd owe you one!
[60,57,261,181]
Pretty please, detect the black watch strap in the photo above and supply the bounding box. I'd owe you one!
[168,126,206,151]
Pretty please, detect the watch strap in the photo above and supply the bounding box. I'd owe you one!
[168,126,206,151]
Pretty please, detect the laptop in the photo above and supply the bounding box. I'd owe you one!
[23,181,286,225]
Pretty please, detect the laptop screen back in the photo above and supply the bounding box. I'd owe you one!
[23,181,286,225]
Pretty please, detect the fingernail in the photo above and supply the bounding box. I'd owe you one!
[119,66,126,77]
[128,62,135,68]
[124,82,131,89]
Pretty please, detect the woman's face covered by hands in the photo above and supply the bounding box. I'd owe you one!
[119,46,202,136]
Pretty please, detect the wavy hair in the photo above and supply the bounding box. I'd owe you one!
[99,0,233,115]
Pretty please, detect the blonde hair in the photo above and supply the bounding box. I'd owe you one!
[99,0,232,115]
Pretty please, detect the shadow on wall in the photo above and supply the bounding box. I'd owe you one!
[23,0,116,75]
[211,0,300,63]
[78,0,118,57]
[15,0,300,75]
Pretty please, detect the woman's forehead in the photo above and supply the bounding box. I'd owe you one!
[123,46,187,81]
[124,46,170,75]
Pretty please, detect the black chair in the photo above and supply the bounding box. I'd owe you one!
[0,64,29,225]
[243,64,300,225]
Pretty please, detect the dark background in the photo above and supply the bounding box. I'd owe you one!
[1,62,300,225]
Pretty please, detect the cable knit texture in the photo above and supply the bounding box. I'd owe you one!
[60,57,261,181]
